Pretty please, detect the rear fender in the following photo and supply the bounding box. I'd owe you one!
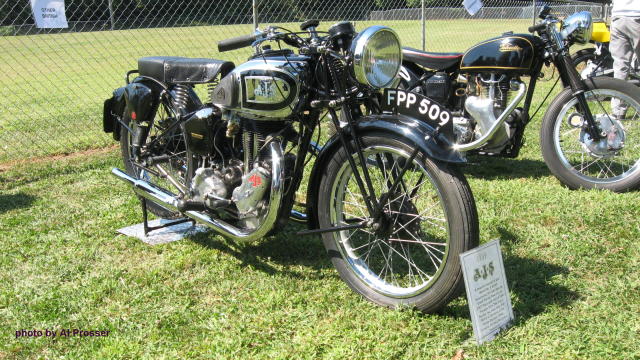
[123,82,156,124]
[103,78,160,142]
[305,113,465,230]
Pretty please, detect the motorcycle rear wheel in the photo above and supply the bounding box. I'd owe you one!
[119,100,192,218]
[317,134,479,312]
[540,77,640,192]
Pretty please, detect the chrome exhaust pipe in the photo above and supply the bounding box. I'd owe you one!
[112,140,284,243]
[453,81,527,152]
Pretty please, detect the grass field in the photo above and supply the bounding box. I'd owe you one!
[0,19,534,163]
[1,112,639,358]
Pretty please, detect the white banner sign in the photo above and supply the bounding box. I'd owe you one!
[30,0,69,29]
[463,0,484,16]
[460,239,514,344]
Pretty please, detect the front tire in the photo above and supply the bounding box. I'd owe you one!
[317,134,479,312]
[540,77,640,192]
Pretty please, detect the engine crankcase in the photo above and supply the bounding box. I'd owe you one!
[232,165,271,229]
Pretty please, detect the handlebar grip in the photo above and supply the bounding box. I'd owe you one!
[218,34,258,52]
[528,23,546,33]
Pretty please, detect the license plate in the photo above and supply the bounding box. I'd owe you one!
[380,89,454,141]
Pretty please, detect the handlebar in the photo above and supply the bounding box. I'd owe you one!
[528,23,547,33]
[218,34,258,52]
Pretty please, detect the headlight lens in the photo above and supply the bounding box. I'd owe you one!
[351,26,402,88]
[560,11,593,44]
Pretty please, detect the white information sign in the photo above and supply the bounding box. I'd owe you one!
[460,239,514,344]
[463,0,484,16]
[30,0,69,29]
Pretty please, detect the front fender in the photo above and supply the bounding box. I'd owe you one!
[305,113,465,230]
[356,114,464,163]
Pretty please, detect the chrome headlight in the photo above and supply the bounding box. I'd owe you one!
[561,11,593,44]
[350,26,402,88]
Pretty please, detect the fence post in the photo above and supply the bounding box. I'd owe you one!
[532,0,536,26]
[253,0,258,30]
[421,0,425,51]
[107,0,115,30]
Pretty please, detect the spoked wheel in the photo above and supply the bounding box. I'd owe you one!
[317,134,478,312]
[541,77,640,192]
[120,99,192,218]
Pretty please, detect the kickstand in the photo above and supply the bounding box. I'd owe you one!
[139,197,195,236]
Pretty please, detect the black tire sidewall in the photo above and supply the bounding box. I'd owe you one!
[571,49,596,66]
[540,77,640,191]
[317,134,478,312]
[119,112,181,219]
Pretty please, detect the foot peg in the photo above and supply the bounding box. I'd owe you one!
[176,199,208,212]
[176,198,233,212]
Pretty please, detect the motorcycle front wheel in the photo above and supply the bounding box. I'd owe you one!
[317,134,479,312]
[540,77,640,192]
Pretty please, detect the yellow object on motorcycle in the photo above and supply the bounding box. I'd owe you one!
[591,21,610,43]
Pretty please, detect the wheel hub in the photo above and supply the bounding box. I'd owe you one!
[579,114,626,158]
[377,193,422,240]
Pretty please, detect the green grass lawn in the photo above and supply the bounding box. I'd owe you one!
[0,19,533,163]
[1,113,639,358]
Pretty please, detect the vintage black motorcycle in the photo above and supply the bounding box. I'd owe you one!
[103,21,479,312]
[395,7,640,192]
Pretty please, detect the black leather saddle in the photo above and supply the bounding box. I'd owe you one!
[138,56,235,84]
[402,47,463,70]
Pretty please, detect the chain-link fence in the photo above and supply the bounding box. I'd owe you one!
[0,0,607,164]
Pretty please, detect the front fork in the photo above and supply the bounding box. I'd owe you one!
[323,54,423,226]
[557,54,603,140]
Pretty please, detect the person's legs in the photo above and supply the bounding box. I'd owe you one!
[610,16,640,118]
[610,16,632,117]
[629,18,640,75]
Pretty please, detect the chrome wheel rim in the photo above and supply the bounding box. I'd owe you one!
[553,89,640,184]
[329,145,450,298]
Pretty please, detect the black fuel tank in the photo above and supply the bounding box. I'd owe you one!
[460,34,542,74]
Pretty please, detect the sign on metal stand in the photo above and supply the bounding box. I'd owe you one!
[460,239,514,344]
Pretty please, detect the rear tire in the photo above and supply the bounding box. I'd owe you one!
[119,101,189,218]
[317,134,479,312]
